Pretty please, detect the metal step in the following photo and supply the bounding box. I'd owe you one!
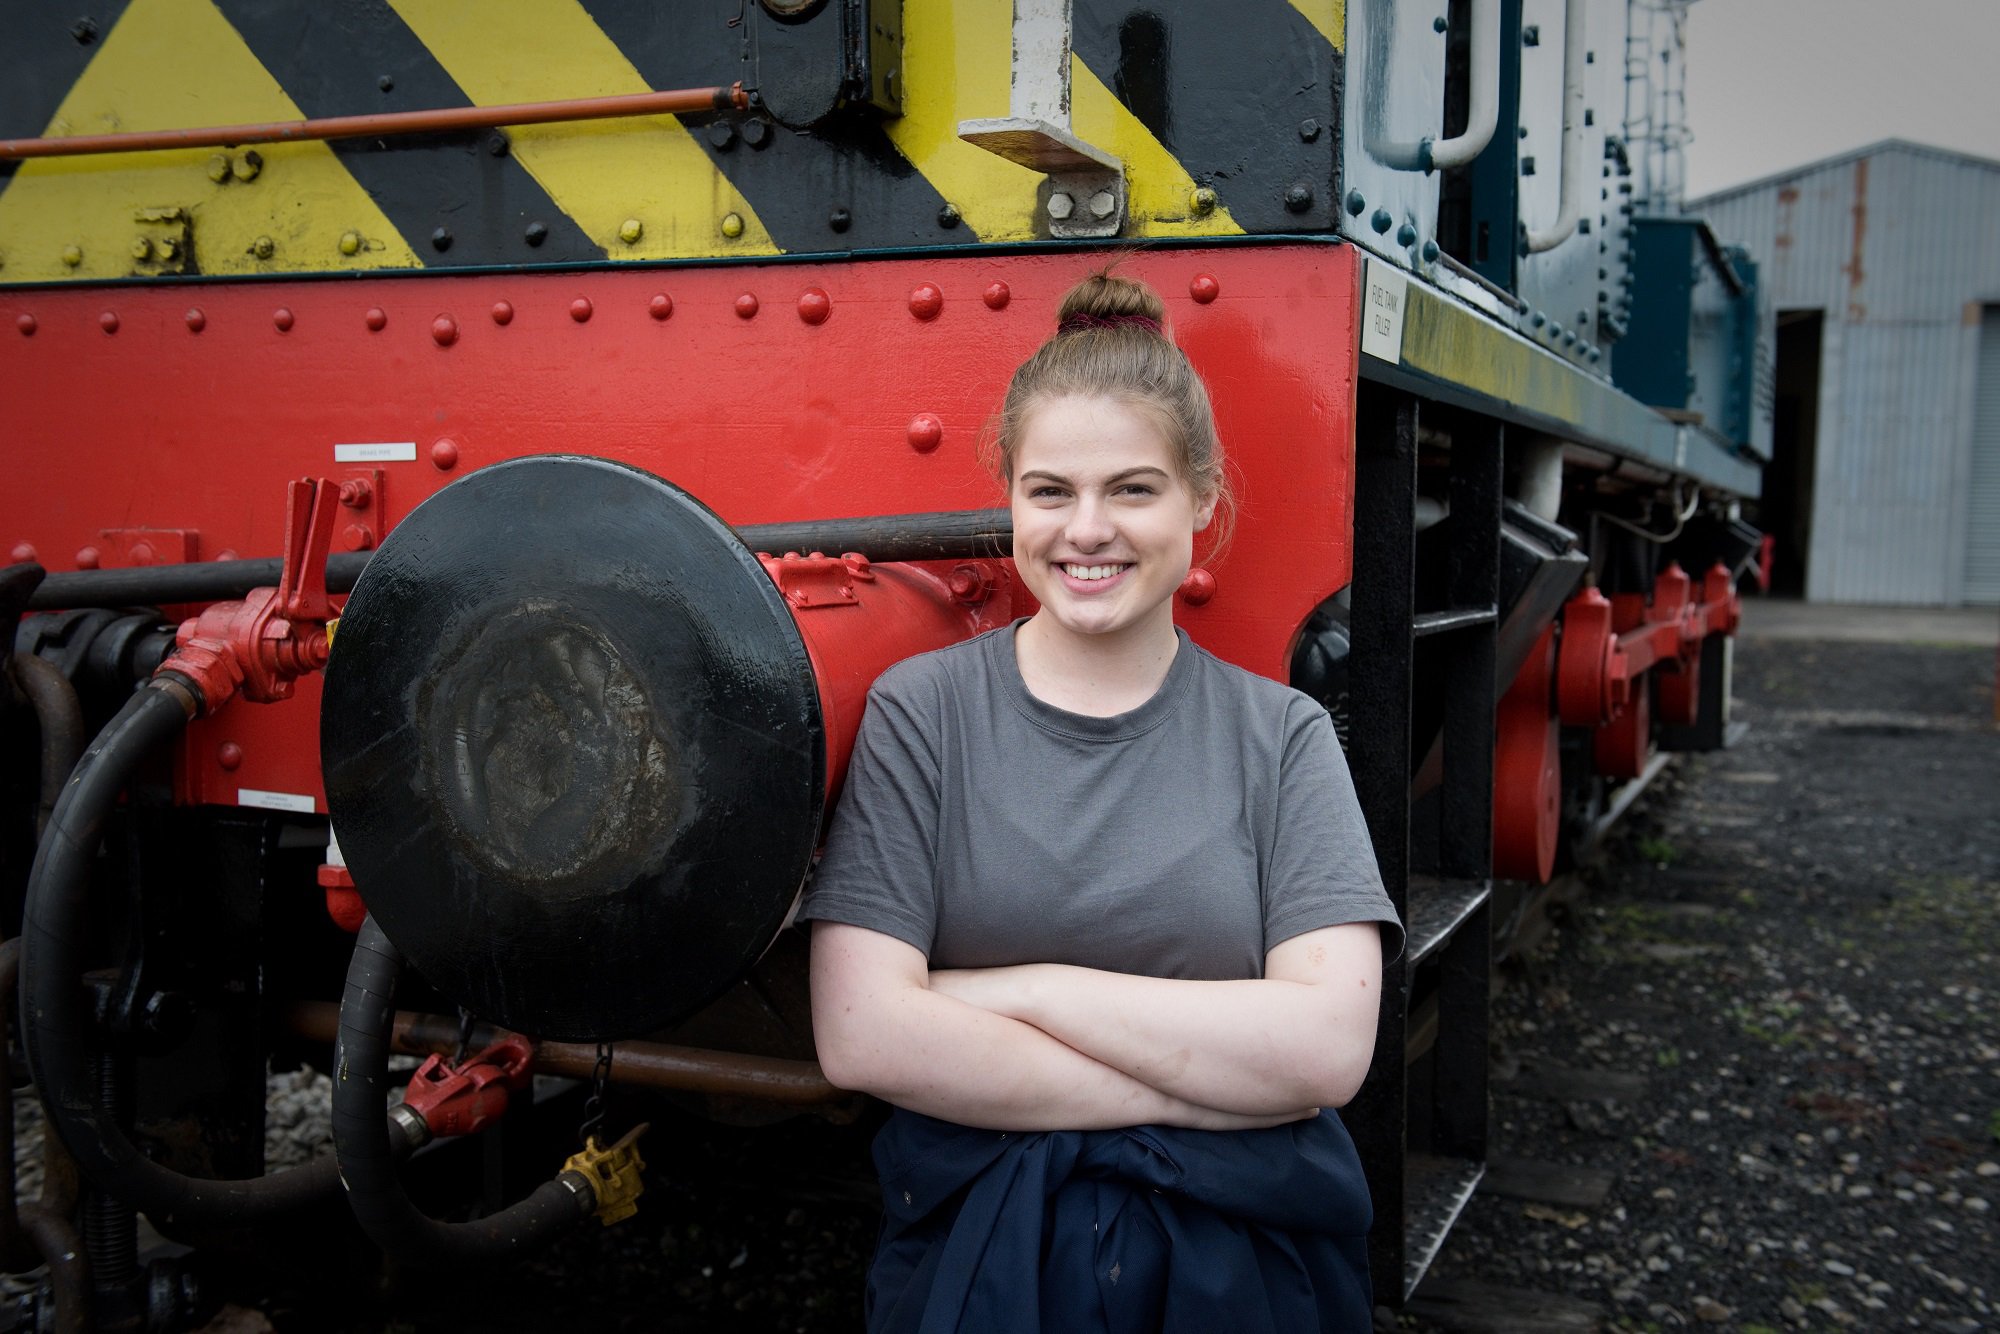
[1405,875,1491,964]
[1403,1152,1486,1301]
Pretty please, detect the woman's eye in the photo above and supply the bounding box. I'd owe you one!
[1028,486,1067,499]
[1117,484,1156,497]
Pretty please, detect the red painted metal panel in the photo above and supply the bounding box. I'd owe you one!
[2,244,1363,809]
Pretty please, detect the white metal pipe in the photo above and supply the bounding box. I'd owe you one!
[1426,0,1502,170]
[1523,0,1587,253]
[1516,437,1566,521]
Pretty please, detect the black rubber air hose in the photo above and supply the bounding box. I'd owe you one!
[332,917,597,1262]
[19,677,342,1230]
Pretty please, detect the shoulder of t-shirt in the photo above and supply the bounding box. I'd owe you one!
[865,623,1010,708]
[1184,639,1331,735]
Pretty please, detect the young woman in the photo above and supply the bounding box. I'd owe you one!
[800,271,1403,1332]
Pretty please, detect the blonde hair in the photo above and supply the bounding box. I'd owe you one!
[991,269,1235,552]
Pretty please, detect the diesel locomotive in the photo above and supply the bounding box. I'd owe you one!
[1,0,1765,1326]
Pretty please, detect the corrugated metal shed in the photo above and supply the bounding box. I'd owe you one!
[1690,140,2000,605]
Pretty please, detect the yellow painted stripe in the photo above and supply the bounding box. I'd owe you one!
[882,0,1041,242]
[1287,0,1345,52]
[0,0,420,282]
[388,0,777,258]
[1401,284,1587,423]
[1069,58,1244,239]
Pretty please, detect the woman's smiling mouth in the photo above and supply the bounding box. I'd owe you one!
[1059,562,1134,589]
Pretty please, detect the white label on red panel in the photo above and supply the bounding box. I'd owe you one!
[239,788,317,813]
[334,442,416,463]
[1362,258,1408,364]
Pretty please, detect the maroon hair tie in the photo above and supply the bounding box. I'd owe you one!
[1057,311,1164,337]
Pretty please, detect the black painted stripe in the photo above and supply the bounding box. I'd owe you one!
[1074,0,1340,233]
[0,1,137,188]
[578,0,980,252]
[212,0,601,267]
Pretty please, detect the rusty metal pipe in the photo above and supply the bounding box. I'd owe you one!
[287,1002,843,1105]
[20,1206,89,1334]
[0,84,749,161]
[11,654,85,842]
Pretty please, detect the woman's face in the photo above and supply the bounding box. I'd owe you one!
[1009,394,1216,648]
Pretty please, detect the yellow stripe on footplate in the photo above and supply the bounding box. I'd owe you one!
[0,0,421,281]
[389,0,778,258]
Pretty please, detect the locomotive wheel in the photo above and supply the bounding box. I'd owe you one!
[321,456,825,1042]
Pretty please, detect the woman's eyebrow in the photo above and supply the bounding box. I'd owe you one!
[1016,466,1170,485]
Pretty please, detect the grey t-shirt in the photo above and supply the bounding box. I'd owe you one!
[797,621,1402,979]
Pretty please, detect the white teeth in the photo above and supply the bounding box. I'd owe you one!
[1062,563,1128,581]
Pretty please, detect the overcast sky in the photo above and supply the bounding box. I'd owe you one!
[1682,0,2000,198]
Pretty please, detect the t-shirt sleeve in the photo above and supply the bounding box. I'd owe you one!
[793,670,943,956]
[1263,698,1406,964]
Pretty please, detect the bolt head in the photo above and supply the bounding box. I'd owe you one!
[184,308,206,332]
[524,221,548,247]
[1299,118,1321,142]
[218,742,244,771]
[431,315,458,346]
[907,283,944,320]
[907,414,943,452]
[1190,186,1217,215]
[365,307,388,332]
[1396,223,1418,247]
[8,544,37,565]
[99,311,119,334]
[1285,184,1314,213]
[75,545,100,569]
[272,307,294,332]
[15,314,35,336]
[618,218,644,244]
[569,297,593,323]
[707,121,737,149]
[1046,191,1075,221]
[983,282,1011,310]
[742,119,770,148]
[648,294,673,321]
[1088,190,1116,220]
[342,524,375,552]
[339,230,362,256]
[735,293,759,319]
[1344,189,1366,217]
[797,288,831,325]
[130,237,154,261]
[207,154,230,183]
[377,73,395,92]
[61,245,83,267]
[491,300,514,325]
[1189,273,1221,304]
[252,236,276,260]
[721,212,745,239]
[828,207,852,233]
[429,226,452,252]
[231,151,262,182]
[1178,568,1217,607]
[1434,14,1448,31]
[430,439,460,470]
[937,203,961,229]
[1370,208,1392,234]
[1421,240,1440,263]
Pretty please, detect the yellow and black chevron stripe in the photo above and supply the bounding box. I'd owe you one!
[0,0,1342,282]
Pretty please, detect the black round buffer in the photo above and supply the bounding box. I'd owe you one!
[321,456,825,1042]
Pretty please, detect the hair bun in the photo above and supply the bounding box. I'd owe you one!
[1054,270,1167,334]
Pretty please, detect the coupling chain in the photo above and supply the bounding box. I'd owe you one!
[577,1042,614,1147]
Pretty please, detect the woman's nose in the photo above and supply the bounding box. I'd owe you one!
[1066,494,1115,549]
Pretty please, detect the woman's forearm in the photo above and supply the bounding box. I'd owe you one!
[809,922,1310,1132]
[930,927,1384,1115]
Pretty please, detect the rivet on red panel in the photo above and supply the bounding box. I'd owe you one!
[983,282,1011,310]
[797,288,831,325]
[9,544,37,565]
[218,743,244,771]
[908,284,943,320]
[75,546,100,570]
[184,308,206,333]
[15,314,34,336]
[430,439,460,471]
[216,549,239,561]
[569,298,593,323]
[1178,568,1217,606]
[431,316,458,347]
[99,311,119,334]
[129,542,156,566]
[491,301,515,326]
[649,294,673,321]
[907,413,944,453]
[273,308,295,332]
[735,293,759,319]
[1189,274,1220,304]
[365,307,388,332]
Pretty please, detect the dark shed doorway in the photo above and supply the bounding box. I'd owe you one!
[1762,310,1824,597]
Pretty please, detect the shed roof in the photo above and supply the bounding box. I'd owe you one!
[1687,139,2000,209]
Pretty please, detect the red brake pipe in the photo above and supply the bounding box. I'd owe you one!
[0,84,749,161]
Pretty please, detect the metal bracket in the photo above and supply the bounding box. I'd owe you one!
[955,0,1125,238]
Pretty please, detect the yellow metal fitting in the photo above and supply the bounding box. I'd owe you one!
[339,231,362,257]
[1190,186,1218,216]
[618,217,644,244]
[251,236,276,261]
[207,154,231,184]
[325,618,339,648]
[562,1123,648,1227]
[157,238,178,260]
[131,238,154,262]
[720,212,745,240]
[60,245,83,267]
[231,151,262,182]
